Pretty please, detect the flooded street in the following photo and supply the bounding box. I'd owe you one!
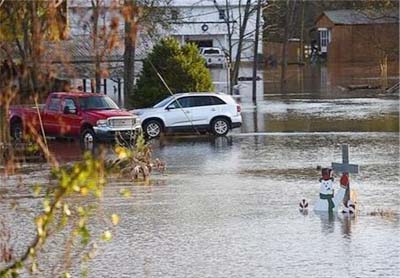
[86,131,397,278]
[1,66,399,277]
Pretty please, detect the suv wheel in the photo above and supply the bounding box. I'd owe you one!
[211,118,229,136]
[144,120,162,138]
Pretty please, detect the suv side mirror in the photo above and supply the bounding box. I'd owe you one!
[166,104,177,110]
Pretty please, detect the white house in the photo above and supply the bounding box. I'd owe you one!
[52,0,262,104]
[168,0,263,62]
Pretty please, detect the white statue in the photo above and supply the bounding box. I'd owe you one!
[314,168,349,212]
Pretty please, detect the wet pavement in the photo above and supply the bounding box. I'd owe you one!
[1,66,399,277]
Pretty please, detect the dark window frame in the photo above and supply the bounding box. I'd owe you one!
[210,96,226,105]
[171,9,178,20]
[48,97,61,111]
[63,98,77,112]
[219,9,225,20]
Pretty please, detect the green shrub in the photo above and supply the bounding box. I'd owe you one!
[130,37,213,108]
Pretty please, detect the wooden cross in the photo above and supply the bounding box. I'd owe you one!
[331,145,359,174]
[332,144,359,206]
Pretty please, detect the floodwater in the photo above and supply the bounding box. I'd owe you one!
[1,66,399,277]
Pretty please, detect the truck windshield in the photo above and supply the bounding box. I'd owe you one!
[79,96,119,110]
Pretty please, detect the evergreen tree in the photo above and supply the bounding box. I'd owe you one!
[130,38,213,108]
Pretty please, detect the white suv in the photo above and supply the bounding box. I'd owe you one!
[131,93,242,138]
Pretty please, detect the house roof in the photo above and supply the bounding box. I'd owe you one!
[2,35,148,79]
[46,35,147,64]
[46,35,147,79]
[317,9,399,25]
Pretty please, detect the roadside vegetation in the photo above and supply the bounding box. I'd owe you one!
[0,132,165,277]
[131,37,214,108]
[0,1,169,276]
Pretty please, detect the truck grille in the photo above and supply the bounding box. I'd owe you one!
[108,117,137,128]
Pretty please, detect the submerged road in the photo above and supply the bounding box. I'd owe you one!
[1,92,399,277]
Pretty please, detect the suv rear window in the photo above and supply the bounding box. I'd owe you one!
[190,96,226,107]
[191,96,213,107]
[169,95,226,108]
[210,96,226,105]
[203,49,220,55]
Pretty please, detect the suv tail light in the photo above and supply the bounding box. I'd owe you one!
[236,104,241,113]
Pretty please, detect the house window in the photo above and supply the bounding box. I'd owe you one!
[48,97,61,111]
[320,30,328,47]
[219,9,225,20]
[318,28,331,53]
[171,9,178,21]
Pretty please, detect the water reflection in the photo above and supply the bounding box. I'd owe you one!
[240,98,399,133]
[314,211,355,237]
[263,63,399,97]
[150,135,233,150]
[2,131,399,277]
[47,140,118,162]
[44,134,236,164]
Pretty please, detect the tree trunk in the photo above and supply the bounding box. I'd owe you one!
[299,0,305,64]
[123,0,138,108]
[92,0,101,93]
[232,0,252,87]
[380,54,388,89]
[224,0,233,94]
[280,0,297,93]
[30,0,41,98]
[252,0,261,103]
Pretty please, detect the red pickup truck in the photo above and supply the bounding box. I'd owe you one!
[9,92,141,144]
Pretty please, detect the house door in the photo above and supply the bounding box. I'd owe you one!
[187,40,213,48]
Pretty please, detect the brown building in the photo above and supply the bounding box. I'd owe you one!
[264,39,302,66]
[315,10,399,64]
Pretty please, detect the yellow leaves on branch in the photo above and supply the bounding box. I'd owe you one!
[111,214,120,226]
[63,203,71,216]
[119,188,132,198]
[115,145,131,160]
[101,231,112,242]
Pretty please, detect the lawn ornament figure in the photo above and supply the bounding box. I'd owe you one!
[314,145,359,213]
[314,168,348,212]
[299,199,309,210]
[342,200,356,214]
[299,199,309,215]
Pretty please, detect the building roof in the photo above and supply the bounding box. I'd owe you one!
[317,9,399,25]
[46,35,147,64]
[47,35,148,79]
[2,35,147,79]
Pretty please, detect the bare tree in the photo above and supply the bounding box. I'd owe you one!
[0,0,68,99]
[123,0,172,108]
[123,0,138,106]
[213,0,260,93]
[280,0,299,93]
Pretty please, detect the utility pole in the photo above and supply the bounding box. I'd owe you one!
[252,0,262,104]
[299,0,305,64]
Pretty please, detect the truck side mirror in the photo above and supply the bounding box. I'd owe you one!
[64,106,77,114]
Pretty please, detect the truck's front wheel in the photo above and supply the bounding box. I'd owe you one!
[80,128,96,149]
